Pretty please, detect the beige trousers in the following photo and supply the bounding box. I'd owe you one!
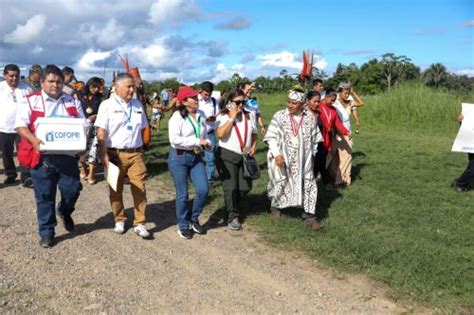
[330,136,353,186]
[108,150,148,225]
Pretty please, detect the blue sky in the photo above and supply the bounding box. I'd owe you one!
[0,0,472,83]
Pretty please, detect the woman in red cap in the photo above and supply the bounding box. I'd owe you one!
[168,86,211,239]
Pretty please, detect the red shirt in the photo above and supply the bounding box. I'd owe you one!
[316,101,349,150]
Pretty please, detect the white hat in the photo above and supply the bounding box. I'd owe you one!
[288,90,305,103]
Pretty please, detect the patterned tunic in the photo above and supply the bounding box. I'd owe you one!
[264,108,322,214]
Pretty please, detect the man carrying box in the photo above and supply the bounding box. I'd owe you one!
[95,73,151,239]
[15,65,85,248]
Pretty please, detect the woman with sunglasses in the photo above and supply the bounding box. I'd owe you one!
[168,86,211,239]
[215,89,258,230]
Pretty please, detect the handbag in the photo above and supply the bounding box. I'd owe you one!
[243,154,260,180]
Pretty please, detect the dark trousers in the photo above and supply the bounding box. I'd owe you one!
[215,148,252,222]
[456,153,474,188]
[313,143,332,185]
[0,132,31,181]
[30,155,82,237]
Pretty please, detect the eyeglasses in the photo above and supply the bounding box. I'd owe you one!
[11,92,17,103]
[233,100,245,105]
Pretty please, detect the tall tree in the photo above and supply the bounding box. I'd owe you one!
[381,53,413,90]
[422,63,448,88]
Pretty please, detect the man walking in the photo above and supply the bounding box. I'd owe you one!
[0,64,32,186]
[96,73,151,239]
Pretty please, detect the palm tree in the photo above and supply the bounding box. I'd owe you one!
[422,63,448,88]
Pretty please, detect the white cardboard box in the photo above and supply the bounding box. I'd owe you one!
[34,117,87,152]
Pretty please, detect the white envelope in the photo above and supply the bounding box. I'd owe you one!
[106,161,120,192]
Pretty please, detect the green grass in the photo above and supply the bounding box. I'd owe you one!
[145,84,474,311]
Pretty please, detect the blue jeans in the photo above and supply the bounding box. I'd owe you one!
[30,155,82,237]
[204,131,217,184]
[168,148,209,231]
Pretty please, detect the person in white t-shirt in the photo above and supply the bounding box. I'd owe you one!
[215,89,258,230]
[0,64,31,186]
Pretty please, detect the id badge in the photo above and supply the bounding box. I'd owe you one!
[127,125,133,131]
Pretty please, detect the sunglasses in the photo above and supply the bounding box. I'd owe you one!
[233,100,245,105]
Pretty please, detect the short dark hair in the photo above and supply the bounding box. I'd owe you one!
[306,90,320,101]
[324,88,337,98]
[62,66,74,75]
[312,79,323,86]
[3,64,20,74]
[201,81,214,93]
[237,80,252,91]
[86,77,102,92]
[42,64,64,81]
[226,88,246,104]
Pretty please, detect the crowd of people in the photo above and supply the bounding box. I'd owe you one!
[1,63,471,248]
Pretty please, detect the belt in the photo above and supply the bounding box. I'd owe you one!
[175,149,195,155]
[108,147,143,153]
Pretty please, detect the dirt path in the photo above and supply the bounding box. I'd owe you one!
[0,170,427,314]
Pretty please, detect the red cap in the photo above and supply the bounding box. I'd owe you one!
[177,86,199,101]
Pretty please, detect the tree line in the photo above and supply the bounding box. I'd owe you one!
[144,53,473,96]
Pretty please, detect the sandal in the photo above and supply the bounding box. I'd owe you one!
[87,178,96,185]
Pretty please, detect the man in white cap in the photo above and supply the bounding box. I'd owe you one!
[264,89,323,230]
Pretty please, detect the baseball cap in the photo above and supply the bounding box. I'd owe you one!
[177,86,199,101]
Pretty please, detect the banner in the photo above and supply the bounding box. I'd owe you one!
[452,103,474,153]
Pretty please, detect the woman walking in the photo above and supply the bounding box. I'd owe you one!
[168,86,211,239]
[215,89,258,230]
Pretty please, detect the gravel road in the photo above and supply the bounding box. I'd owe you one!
[0,166,427,314]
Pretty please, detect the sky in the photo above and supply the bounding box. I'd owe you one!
[0,0,472,84]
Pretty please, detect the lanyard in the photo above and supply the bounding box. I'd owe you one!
[232,114,248,151]
[114,97,133,125]
[320,105,332,125]
[289,113,304,137]
[40,94,68,117]
[186,115,202,138]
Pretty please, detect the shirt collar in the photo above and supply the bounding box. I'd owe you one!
[41,90,65,102]
[114,94,131,106]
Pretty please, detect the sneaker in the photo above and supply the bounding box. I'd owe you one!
[3,177,16,185]
[39,235,54,248]
[133,224,151,239]
[191,221,205,234]
[113,221,125,234]
[59,214,75,232]
[22,177,33,188]
[177,228,193,239]
[304,217,324,231]
[228,218,242,230]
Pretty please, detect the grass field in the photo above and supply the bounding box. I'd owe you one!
[145,83,474,311]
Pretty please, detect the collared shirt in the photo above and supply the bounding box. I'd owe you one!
[215,111,257,155]
[197,93,218,132]
[15,90,84,129]
[95,94,149,149]
[168,110,209,150]
[0,81,31,133]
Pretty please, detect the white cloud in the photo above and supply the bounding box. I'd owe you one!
[257,51,302,69]
[455,68,474,77]
[257,50,328,71]
[149,0,203,26]
[75,49,112,72]
[4,14,47,44]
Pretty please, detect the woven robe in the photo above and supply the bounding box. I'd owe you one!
[263,109,322,214]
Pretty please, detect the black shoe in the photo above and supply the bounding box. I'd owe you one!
[3,177,16,185]
[59,214,75,232]
[39,236,54,248]
[22,177,33,188]
[191,221,205,234]
[177,228,193,239]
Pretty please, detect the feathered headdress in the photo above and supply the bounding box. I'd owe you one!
[299,50,313,82]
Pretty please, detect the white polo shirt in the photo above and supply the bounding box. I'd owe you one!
[95,94,149,149]
[197,93,218,132]
[168,110,210,150]
[15,90,84,129]
[215,111,257,155]
[0,81,31,133]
